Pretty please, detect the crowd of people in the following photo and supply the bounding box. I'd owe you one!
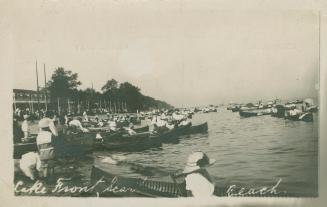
[14,107,217,197]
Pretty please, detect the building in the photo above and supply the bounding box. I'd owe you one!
[13,89,49,112]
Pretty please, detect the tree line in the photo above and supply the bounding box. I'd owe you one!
[45,67,173,114]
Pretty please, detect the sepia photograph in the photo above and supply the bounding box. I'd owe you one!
[1,0,325,205]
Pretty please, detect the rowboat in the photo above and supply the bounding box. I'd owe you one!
[102,122,208,151]
[13,140,38,159]
[284,112,313,122]
[90,163,187,197]
[231,106,240,112]
[90,162,295,197]
[239,109,272,118]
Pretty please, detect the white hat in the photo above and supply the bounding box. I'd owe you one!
[182,151,216,174]
[23,114,29,119]
[38,118,51,128]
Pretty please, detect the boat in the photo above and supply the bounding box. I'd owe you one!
[90,162,285,197]
[285,112,313,122]
[13,138,38,159]
[271,104,286,118]
[231,106,240,112]
[90,163,187,197]
[239,109,272,118]
[102,122,208,151]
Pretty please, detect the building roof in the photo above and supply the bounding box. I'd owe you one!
[13,89,38,94]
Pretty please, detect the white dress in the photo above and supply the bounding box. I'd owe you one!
[185,173,215,197]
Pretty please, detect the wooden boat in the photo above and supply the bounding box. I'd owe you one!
[284,112,313,122]
[90,164,187,197]
[133,125,150,133]
[90,163,294,197]
[239,109,272,118]
[271,105,286,118]
[231,106,240,112]
[13,138,38,159]
[13,130,122,158]
[102,122,208,151]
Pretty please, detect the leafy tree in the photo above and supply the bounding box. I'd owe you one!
[47,67,81,113]
[101,79,119,93]
[47,67,81,98]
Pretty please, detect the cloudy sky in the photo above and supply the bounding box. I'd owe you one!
[12,0,319,107]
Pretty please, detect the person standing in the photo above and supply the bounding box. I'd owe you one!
[21,114,29,142]
[36,111,58,178]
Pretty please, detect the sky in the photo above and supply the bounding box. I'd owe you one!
[11,0,319,107]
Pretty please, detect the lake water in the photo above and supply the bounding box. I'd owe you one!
[93,108,318,197]
[15,107,318,197]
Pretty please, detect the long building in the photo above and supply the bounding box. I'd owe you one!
[13,89,49,112]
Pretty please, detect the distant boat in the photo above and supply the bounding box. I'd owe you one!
[239,109,272,118]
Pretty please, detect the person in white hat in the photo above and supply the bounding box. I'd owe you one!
[183,151,216,197]
[21,114,29,142]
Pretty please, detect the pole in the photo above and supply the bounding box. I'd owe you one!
[57,97,60,114]
[43,63,47,111]
[36,60,40,111]
[68,98,71,113]
[13,93,16,111]
[78,100,81,114]
[31,100,34,113]
[110,100,112,112]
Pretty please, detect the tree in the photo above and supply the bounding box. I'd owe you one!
[101,79,119,93]
[47,67,81,98]
[47,67,81,113]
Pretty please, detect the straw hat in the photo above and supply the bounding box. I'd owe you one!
[183,151,216,174]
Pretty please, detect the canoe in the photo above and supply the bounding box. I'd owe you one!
[284,112,313,122]
[102,122,208,151]
[90,163,296,197]
[231,106,240,112]
[239,109,272,118]
[133,125,150,133]
[13,142,38,159]
[90,164,187,197]
[150,122,208,143]
[13,130,121,158]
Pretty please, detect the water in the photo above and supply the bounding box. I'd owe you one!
[15,108,318,197]
[94,108,318,197]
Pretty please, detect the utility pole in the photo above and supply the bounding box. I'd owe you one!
[36,60,40,111]
[44,63,47,110]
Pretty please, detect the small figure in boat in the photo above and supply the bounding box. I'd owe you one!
[69,117,89,132]
[83,111,89,122]
[108,119,118,131]
[178,115,192,127]
[123,126,137,136]
[182,151,216,197]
